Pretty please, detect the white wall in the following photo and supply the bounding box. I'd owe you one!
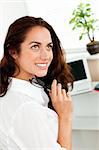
[0,0,28,60]
[25,0,99,53]
[1,0,99,59]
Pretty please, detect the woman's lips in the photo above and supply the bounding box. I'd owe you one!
[36,63,49,69]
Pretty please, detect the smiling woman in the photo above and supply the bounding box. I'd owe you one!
[0,16,73,150]
[13,26,53,79]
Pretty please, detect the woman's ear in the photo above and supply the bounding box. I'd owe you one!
[9,49,18,59]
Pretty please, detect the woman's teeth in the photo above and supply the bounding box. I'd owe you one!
[36,64,47,67]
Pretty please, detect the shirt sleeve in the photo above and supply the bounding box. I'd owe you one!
[9,102,66,150]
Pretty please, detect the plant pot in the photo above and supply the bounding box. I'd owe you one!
[86,41,99,55]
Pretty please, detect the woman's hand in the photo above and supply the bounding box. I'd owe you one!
[49,79,73,120]
[49,79,73,149]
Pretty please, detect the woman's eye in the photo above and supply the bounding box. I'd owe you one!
[31,45,39,50]
[47,44,53,50]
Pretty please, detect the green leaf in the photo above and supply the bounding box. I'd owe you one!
[68,1,99,41]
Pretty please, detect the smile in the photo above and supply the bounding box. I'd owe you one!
[36,63,48,67]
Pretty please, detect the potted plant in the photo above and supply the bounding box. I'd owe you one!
[69,2,99,55]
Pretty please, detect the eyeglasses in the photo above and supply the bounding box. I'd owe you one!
[29,78,51,92]
[29,78,72,92]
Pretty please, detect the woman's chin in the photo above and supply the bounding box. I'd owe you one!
[36,71,47,77]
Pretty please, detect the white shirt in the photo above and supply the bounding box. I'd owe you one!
[0,78,66,150]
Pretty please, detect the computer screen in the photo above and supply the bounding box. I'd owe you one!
[67,58,92,95]
[68,60,87,81]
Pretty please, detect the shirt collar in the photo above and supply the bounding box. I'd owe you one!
[9,78,49,106]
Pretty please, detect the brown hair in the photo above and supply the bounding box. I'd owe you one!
[0,16,73,99]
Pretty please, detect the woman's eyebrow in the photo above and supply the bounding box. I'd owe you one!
[48,42,53,45]
[29,41,41,45]
[29,41,53,45]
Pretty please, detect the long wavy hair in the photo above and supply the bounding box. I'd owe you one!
[0,16,73,106]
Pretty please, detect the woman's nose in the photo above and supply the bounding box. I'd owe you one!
[40,48,48,60]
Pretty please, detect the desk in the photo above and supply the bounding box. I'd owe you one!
[72,85,99,150]
[72,90,99,130]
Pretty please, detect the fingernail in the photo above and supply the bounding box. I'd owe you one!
[58,83,61,87]
[53,79,57,83]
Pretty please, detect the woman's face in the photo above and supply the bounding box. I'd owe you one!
[14,26,53,80]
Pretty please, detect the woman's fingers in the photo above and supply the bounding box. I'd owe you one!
[57,83,63,101]
[50,79,73,117]
[51,79,57,103]
[66,92,72,101]
[62,89,67,100]
[51,80,71,102]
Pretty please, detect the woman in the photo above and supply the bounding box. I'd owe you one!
[0,16,73,150]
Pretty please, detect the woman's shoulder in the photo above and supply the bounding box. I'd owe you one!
[0,89,51,120]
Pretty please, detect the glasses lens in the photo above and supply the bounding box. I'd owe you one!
[30,78,50,91]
